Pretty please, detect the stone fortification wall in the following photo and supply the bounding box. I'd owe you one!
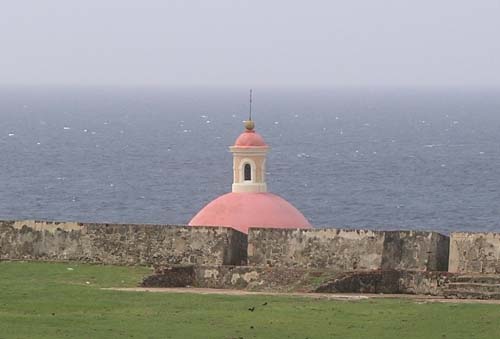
[142,265,454,297]
[0,220,453,271]
[0,220,247,266]
[449,232,500,273]
[248,228,449,271]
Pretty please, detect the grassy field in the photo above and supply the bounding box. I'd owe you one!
[1,262,500,339]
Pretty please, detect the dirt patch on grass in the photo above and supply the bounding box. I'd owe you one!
[104,287,500,304]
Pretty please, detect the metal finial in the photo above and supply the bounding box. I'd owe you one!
[249,89,252,121]
[244,89,255,131]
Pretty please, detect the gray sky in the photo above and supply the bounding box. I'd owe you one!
[1,0,499,88]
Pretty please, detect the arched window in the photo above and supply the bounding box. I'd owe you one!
[244,163,252,181]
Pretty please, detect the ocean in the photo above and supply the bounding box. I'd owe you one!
[0,86,499,234]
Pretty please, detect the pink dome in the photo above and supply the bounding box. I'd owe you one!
[234,130,267,147]
[189,192,312,234]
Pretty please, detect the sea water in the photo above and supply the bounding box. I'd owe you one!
[0,86,499,234]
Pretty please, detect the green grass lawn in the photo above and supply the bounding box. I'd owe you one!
[1,261,499,339]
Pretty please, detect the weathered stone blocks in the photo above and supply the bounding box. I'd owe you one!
[142,265,455,296]
[0,220,247,266]
[248,228,449,271]
[0,220,452,272]
[449,232,500,273]
[314,270,453,295]
[381,230,449,271]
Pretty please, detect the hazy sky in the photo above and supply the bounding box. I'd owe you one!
[1,0,499,88]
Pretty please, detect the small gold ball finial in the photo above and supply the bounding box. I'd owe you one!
[244,120,255,131]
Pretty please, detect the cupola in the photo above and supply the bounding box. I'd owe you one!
[230,120,269,193]
[188,93,312,234]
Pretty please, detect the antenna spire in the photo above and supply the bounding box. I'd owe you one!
[244,89,255,131]
[249,89,252,121]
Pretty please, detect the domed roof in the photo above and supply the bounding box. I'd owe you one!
[189,192,312,234]
[234,130,267,147]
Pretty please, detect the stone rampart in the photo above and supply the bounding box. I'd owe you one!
[449,232,500,273]
[0,220,247,266]
[248,228,449,271]
[142,265,454,296]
